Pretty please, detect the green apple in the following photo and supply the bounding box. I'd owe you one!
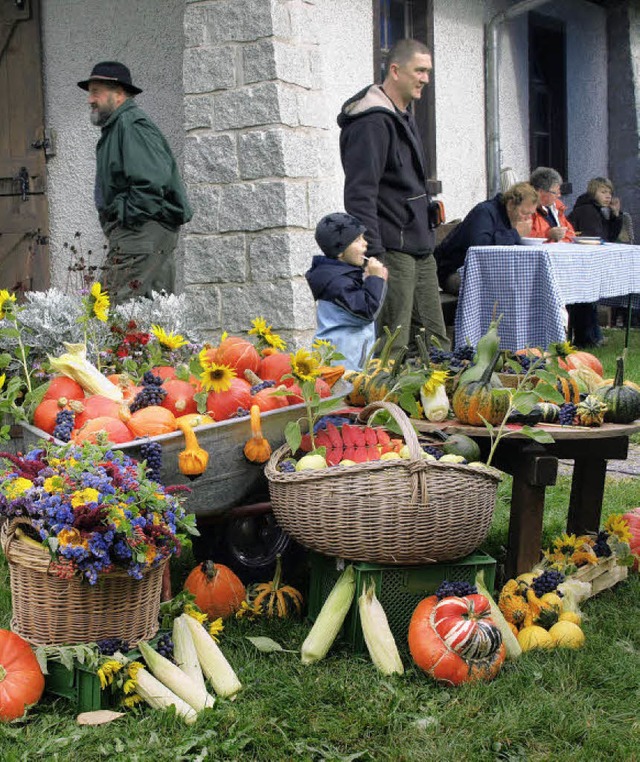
[338,459,357,466]
[398,445,411,459]
[438,453,466,464]
[295,453,328,471]
[380,451,401,461]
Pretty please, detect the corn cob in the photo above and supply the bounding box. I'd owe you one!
[301,565,355,665]
[172,615,208,694]
[138,641,214,711]
[181,614,242,698]
[358,581,404,675]
[134,667,198,725]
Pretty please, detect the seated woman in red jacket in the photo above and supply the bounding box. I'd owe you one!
[528,167,575,242]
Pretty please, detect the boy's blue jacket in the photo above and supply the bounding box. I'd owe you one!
[305,256,386,371]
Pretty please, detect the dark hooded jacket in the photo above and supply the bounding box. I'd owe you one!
[434,194,520,286]
[337,85,434,258]
[305,256,385,320]
[568,193,623,242]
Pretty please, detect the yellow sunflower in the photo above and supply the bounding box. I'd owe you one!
[90,282,110,321]
[551,533,581,556]
[290,348,321,382]
[199,362,236,393]
[604,514,632,544]
[548,340,575,359]
[96,659,123,689]
[185,603,207,624]
[312,339,334,351]
[151,324,188,350]
[570,549,599,566]
[248,316,269,336]
[0,289,16,320]
[264,331,286,351]
[0,373,5,392]
[208,617,224,642]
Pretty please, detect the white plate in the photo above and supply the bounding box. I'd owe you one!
[573,236,602,245]
[520,237,544,246]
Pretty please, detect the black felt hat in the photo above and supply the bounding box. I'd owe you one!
[315,212,366,258]
[77,61,142,95]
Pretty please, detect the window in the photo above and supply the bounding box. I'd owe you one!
[374,0,440,193]
[528,13,568,180]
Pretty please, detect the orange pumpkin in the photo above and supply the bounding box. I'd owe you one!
[252,386,289,412]
[206,378,252,422]
[622,508,640,571]
[565,351,603,377]
[127,406,177,438]
[161,378,198,417]
[259,352,294,387]
[0,629,45,721]
[183,561,246,619]
[408,595,506,686]
[150,365,178,381]
[214,336,261,377]
[73,416,134,445]
[33,398,69,434]
[73,395,126,430]
[43,376,85,403]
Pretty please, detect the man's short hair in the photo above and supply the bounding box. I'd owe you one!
[503,182,539,207]
[587,176,614,197]
[529,167,563,192]
[386,39,431,68]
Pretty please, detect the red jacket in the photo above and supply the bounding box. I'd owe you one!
[530,198,575,242]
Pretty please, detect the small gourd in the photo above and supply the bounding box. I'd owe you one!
[457,316,503,387]
[243,405,272,464]
[176,418,209,477]
[534,402,560,423]
[595,356,640,424]
[516,625,554,652]
[249,555,303,618]
[548,620,585,649]
[575,395,608,427]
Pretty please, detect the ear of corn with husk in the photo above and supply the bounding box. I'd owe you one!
[358,581,403,675]
[181,614,242,698]
[49,342,123,401]
[172,615,208,693]
[134,667,198,725]
[301,565,356,664]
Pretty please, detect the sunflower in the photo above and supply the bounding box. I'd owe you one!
[421,369,449,397]
[199,362,236,393]
[548,340,575,359]
[184,603,208,624]
[90,282,110,322]
[208,617,224,642]
[290,348,321,382]
[96,659,124,689]
[0,289,17,320]
[604,514,632,544]
[551,533,582,556]
[263,331,286,351]
[0,373,4,392]
[151,324,188,351]
[248,316,269,336]
[570,548,599,566]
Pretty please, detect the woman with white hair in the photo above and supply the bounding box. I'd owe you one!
[528,167,575,243]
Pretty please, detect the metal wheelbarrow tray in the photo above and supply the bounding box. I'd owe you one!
[19,379,352,518]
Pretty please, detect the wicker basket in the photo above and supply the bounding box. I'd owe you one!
[265,401,501,565]
[1,519,165,646]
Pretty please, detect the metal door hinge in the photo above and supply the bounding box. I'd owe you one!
[32,128,56,158]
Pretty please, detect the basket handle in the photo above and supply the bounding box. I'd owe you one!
[1,518,65,576]
[355,401,423,460]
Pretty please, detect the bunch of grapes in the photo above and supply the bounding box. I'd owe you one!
[96,637,130,655]
[156,633,174,661]
[558,402,577,426]
[234,407,250,418]
[434,580,478,600]
[423,445,443,460]
[278,459,297,473]
[139,441,163,483]
[453,345,475,363]
[428,347,452,365]
[130,371,167,412]
[250,379,276,394]
[53,409,75,442]
[593,530,612,558]
[531,569,565,597]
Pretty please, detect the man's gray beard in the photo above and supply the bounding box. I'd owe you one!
[90,109,110,127]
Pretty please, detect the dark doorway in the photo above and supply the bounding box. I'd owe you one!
[528,12,568,178]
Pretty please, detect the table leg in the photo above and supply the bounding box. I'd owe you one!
[567,458,607,535]
[506,480,547,578]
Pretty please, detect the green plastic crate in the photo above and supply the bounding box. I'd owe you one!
[45,661,115,713]
[307,551,496,653]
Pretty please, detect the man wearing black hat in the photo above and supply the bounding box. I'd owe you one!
[78,61,192,303]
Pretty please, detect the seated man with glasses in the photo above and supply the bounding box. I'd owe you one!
[529,166,575,242]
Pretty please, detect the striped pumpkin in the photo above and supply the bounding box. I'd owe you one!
[433,595,504,660]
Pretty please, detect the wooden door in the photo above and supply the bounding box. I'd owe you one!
[0,0,49,292]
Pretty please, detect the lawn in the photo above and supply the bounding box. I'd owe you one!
[0,328,638,761]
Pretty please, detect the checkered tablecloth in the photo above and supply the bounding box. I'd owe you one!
[454,242,640,350]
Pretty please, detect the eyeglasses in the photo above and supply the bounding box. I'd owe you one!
[547,189,561,197]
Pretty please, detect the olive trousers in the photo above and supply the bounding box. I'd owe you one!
[100,220,178,305]
[376,249,450,354]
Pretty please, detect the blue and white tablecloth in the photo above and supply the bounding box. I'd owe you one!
[454,242,640,350]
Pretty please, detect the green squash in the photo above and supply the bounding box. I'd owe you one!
[452,351,510,426]
[595,356,640,424]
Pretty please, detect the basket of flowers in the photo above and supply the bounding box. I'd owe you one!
[266,400,501,565]
[0,441,196,646]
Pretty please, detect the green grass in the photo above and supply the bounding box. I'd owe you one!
[0,328,639,760]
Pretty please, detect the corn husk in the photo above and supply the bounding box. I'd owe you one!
[181,614,242,698]
[49,343,123,401]
[420,383,450,422]
[301,565,355,664]
[135,667,198,725]
[358,581,403,675]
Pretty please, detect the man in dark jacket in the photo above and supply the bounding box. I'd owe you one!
[435,183,539,294]
[78,62,192,304]
[338,39,449,353]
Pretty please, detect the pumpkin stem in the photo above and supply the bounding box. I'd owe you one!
[272,553,283,591]
[200,559,218,579]
[244,369,263,387]
[415,332,431,369]
[0,665,5,682]
[379,325,402,368]
[614,356,625,388]
[481,350,502,384]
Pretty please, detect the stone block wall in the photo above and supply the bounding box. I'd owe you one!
[182,0,339,344]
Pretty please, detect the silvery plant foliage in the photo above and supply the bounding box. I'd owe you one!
[113,291,203,341]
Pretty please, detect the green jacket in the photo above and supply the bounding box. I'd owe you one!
[95,99,192,231]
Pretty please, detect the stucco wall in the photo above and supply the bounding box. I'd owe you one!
[41,0,185,289]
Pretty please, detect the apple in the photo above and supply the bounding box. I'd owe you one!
[295,453,328,471]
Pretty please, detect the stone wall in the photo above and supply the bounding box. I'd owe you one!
[182,0,340,345]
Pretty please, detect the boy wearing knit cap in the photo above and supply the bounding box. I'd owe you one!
[306,212,388,370]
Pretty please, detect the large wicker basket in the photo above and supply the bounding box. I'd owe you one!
[1,519,165,646]
[265,402,501,564]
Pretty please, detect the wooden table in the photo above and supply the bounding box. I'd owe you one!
[413,419,640,578]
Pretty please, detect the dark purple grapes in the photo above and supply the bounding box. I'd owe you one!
[531,570,565,597]
[139,441,162,483]
[278,459,296,473]
[593,530,612,558]
[156,633,174,661]
[435,580,478,600]
[96,637,130,655]
[53,409,75,442]
[558,403,577,426]
[423,445,443,459]
[130,372,168,412]
[250,380,276,394]
[235,407,250,417]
